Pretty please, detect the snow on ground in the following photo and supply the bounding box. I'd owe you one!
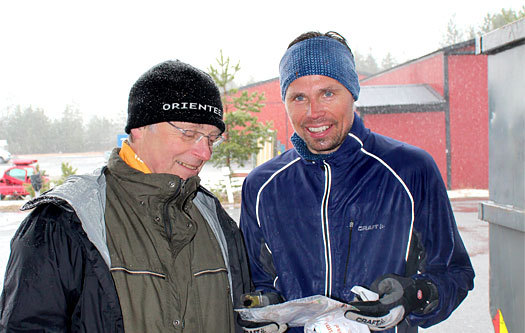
[447,189,489,199]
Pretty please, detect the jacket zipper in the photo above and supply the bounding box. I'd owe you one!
[321,161,332,297]
[162,180,183,238]
[343,220,354,289]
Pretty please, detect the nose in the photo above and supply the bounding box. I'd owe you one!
[306,98,324,118]
[192,137,212,161]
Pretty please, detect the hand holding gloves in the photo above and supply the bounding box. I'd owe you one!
[344,274,439,331]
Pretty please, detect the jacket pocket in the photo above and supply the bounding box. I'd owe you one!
[109,265,171,333]
[189,267,233,332]
[109,266,167,279]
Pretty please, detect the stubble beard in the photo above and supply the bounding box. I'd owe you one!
[303,124,350,155]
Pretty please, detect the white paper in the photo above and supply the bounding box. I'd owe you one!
[236,295,370,332]
[305,308,370,333]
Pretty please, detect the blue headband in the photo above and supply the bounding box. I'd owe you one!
[279,36,360,101]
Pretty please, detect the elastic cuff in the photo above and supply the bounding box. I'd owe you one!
[413,279,439,314]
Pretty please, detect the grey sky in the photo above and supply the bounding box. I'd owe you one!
[1,0,523,121]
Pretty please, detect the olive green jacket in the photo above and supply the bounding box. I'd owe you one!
[105,151,239,332]
[15,149,251,332]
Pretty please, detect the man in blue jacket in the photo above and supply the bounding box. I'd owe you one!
[239,31,474,332]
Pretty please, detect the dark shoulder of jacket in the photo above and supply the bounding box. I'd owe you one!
[12,201,83,245]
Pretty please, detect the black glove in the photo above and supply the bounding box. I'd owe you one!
[238,292,288,333]
[344,274,439,331]
[238,319,287,333]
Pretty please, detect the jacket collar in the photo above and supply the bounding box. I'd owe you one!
[107,148,200,204]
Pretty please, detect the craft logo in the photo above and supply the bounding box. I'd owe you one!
[163,102,222,117]
[357,224,386,232]
[355,317,386,326]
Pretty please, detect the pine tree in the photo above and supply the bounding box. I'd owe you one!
[208,50,273,173]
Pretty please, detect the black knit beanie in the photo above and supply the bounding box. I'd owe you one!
[125,60,225,134]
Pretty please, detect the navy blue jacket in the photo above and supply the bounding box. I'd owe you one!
[240,114,474,332]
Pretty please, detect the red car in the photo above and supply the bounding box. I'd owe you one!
[0,159,43,199]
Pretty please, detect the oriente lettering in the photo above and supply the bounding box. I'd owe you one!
[162,102,222,116]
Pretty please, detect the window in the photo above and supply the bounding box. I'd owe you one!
[7,168,29,181]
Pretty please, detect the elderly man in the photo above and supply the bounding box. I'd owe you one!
[0,60,251,332]
[239,31,474,332]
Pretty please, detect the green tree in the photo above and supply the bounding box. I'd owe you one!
[480,6,525,32]
[1,105,53,154]
[381,52,397,71]
[0,104,123,153]
[52,105,85,152]
[207,51,273,173]
[364,52,379,73]
[441,14,464,47]
[354,49,380,75]
[54,162,78,186]
[85,115,120,151]
[465,26,478,40]
[442,6,525,47]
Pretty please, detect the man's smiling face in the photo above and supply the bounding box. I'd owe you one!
[130,121,220,179]
[284,75,355,155]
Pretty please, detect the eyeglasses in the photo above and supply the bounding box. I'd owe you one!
[167,122,225,148]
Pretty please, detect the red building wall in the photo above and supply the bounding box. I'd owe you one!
[447,54,488,189]
[359,49,488,189]
[362,112,448,185]
[240,79,293,151]
[360,54,445,95]
[359,53,449,184]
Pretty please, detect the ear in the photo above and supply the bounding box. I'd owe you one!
[130,127,145,140]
